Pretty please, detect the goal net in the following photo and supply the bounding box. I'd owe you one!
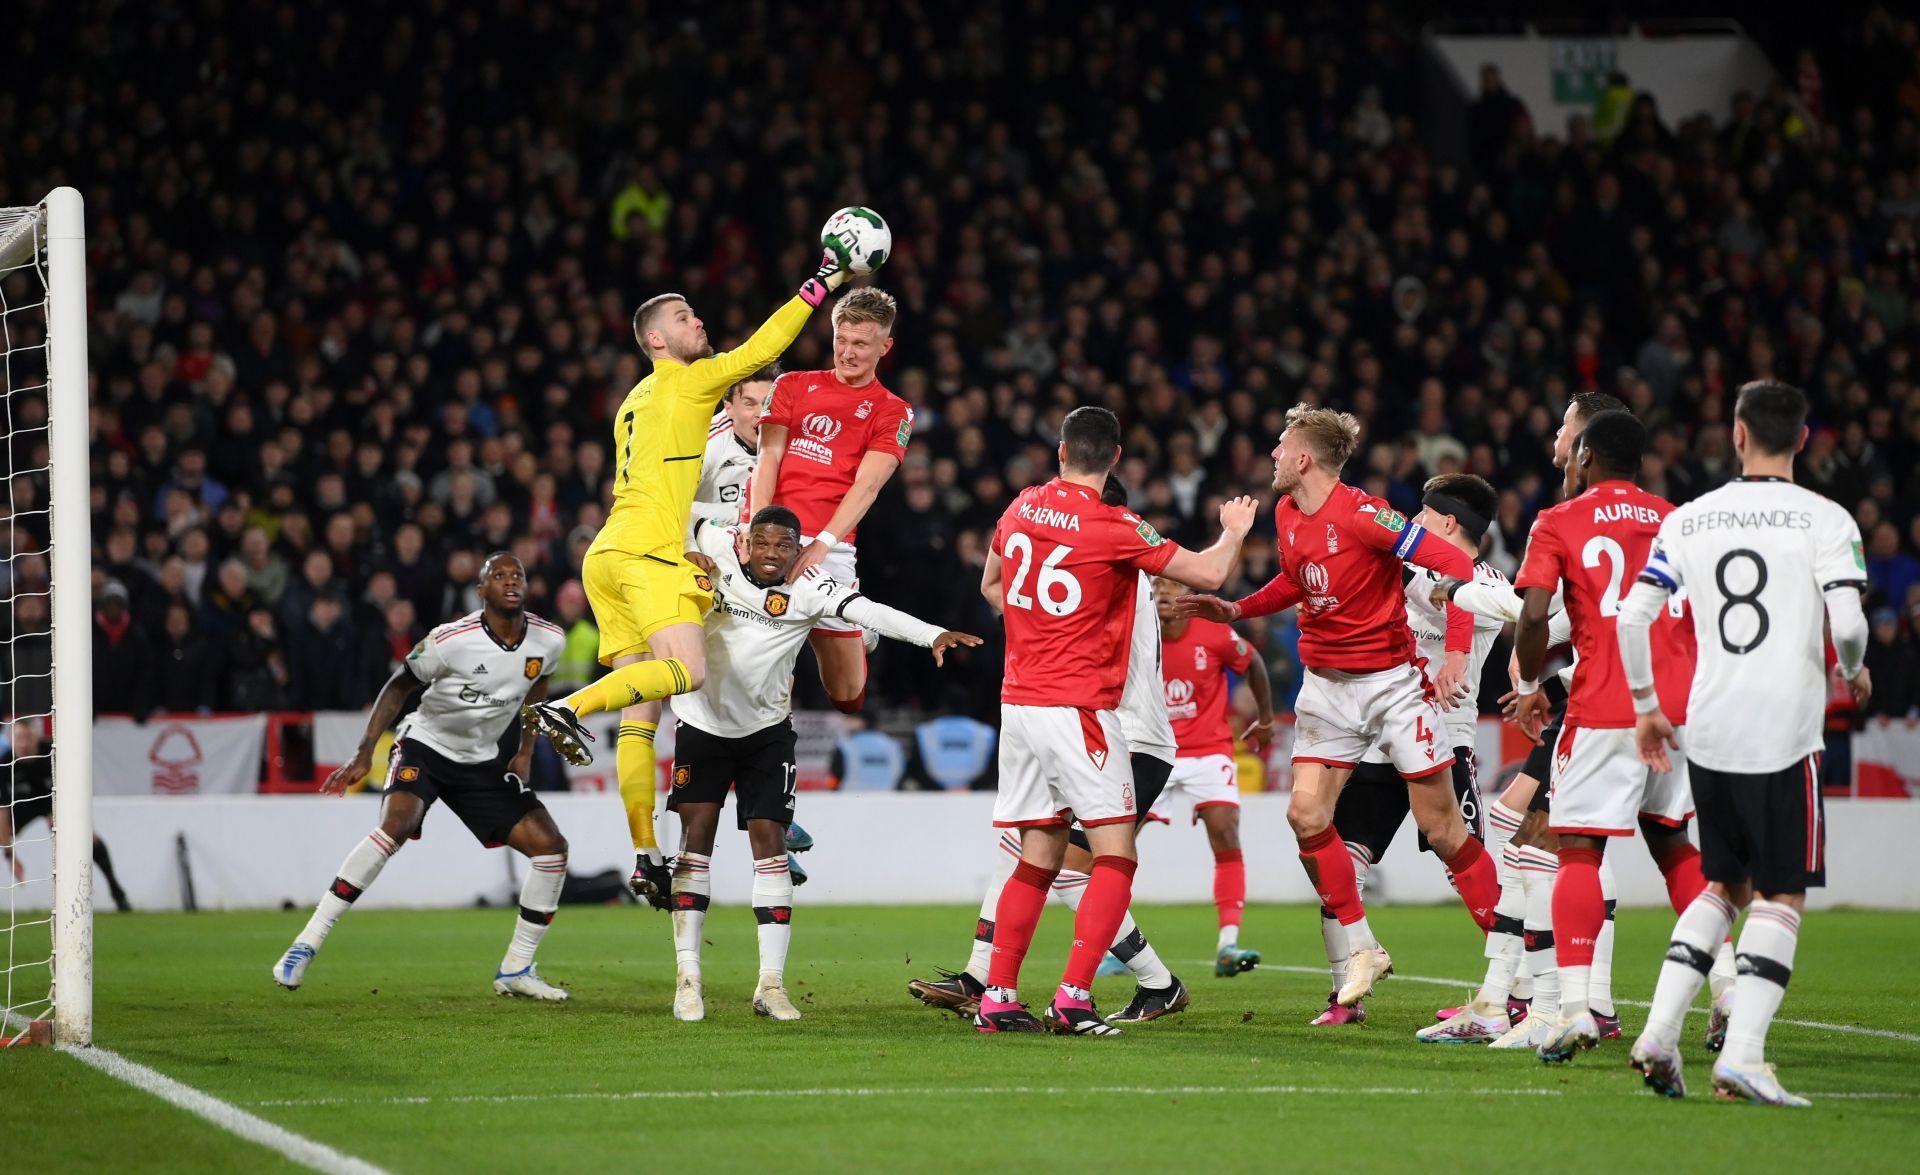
[1,189,90,1047]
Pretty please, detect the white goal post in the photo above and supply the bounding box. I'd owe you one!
[0,186,91,1046]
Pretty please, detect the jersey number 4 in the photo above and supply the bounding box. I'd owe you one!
[1003,533,1084,616]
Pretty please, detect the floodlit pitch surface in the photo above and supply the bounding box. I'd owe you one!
[5,904,1917,1172]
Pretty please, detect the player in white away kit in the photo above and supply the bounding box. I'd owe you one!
[1620,382,1871,1106]
[1310,474,1508,1026]
[908,478,1193,1026]
[665,505,979,1022]
[973,407,1256,1035]
[272,555,572,998]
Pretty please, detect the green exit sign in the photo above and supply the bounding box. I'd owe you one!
[1551,39,1616,104]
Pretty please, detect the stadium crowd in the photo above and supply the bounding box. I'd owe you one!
[6,1,1920,731]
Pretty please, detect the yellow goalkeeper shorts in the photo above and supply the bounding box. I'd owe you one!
[582,549,715,666]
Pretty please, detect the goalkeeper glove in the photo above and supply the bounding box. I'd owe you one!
[798,240,852,307]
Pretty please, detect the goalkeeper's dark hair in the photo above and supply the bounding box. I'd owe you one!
[1570,391,1628,425]
[750,505,803,537]
[632,292,688,349]
[1060,406,1122,475]
[727,363,782,401]
[1576,409,1646,479]
[1100,475,1130,509]
[1734,380,1809,456]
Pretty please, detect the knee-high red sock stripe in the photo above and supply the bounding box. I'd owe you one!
[1552,846,1606,969]
[1652,840,1707,915]
[987,859,1057,990]
[1445,835,1500,932]
[1061,855,1138,991]
[1213,848,1245,931]
[1298,826,1366,926]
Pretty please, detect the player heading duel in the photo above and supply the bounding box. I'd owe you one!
[529,240,864,904]
[974,406,1258,1035]
[1178,405,1501,1008]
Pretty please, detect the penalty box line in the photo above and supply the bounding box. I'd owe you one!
[1226,963,1920,1045]
[252,1084,1566,1109]
[0,1009,389,1175]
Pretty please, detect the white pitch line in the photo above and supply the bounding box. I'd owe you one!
[1225,963,1920,1045]
[252,1083,1564,1109]
[57,1043,390,1175]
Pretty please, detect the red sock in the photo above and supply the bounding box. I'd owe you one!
[1299,826,1366,926]
[830,687,866,716]
[987,859,1057,990]
[1652,840,1706,914]
[1212,848,1245,930]
[1552,846,1606,969]
[1444,835,1500,931]
[1061,855,1138,991]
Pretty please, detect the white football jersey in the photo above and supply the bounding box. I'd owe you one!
[1406,562,1509,748]
[677,522,945,738]
[1118,571,1176,764]
[687,413,758,532]
[398,611,567,764]
[1635,477,1866,773]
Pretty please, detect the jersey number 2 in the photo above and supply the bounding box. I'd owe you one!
[1584,535,1684,618]
[1002,533,1084,616]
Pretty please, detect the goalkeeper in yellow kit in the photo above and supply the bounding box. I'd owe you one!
[529,241,861,903]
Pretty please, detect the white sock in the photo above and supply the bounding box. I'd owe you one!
[1321,907,1348,992]
[502,852,566,971]
[1480,831,1528,1006]
[967,833,1020,983]
[752,855,794,980]
[1520,845,1559,1019]
[1710,938,1739,1000]
[298,829,398,949]
[1723,900,1801,1066]
[1051,869,1090,910]
[1644,890,1737,1048]
[1217,924,1240,952]
[1591,855,1617,1016]
[671,852,711,977]
[1341,845,1377,954]
[1110,916,1175,988]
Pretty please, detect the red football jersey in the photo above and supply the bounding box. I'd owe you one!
[1162,617,1254,758]
[763,369,913,542]
[1235,483,1475,673]
[1514,480,1695,728]
[992,478,1180,710]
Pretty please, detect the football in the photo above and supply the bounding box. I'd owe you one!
[821,206,891,274]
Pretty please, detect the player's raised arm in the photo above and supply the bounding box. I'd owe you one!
[686,247,854,398]
[834,592,984,666]
[1159,495,1259,591]
[322,662,428,794]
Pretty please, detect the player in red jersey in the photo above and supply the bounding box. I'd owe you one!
[1509,409,1708,1062]
[974,406,1258,1035]
[1149,576,1274,977]
[1178,406,1499,1008]
[748,287,912,713]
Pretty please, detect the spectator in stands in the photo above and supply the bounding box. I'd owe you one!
[156,603,218,714]
[1864,607,1918,720]
[93,580,154,722]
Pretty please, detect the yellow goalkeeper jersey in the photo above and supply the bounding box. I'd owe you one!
[591,295,813,559]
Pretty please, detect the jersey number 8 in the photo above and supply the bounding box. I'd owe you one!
[1003,533,1084,616]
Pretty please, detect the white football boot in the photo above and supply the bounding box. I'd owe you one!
[493,963,570,1000]
[271,942,317,990]
[673,972,706,1022]
[1712,1060,1810,1107]
[752,974,803,1021]
[1337,946,1393,1006]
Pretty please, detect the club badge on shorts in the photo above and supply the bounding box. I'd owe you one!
[672,765,691,788]
[523,657,543,679]
[694,574,713,592]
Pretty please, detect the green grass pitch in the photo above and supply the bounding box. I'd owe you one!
[4,902,1918,1172]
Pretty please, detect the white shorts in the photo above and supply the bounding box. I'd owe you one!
[994,704,1136,828]
[802,539,862,634]
[1548,724,1694,836]
[1292,664,1453,779]
[1147,753,1239,823]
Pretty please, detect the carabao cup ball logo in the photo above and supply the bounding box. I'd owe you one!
[1302,561,1331,595]
[803,412,843,443]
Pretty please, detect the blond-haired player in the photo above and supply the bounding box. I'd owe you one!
[747,287,913,713]
[529,245,862,905]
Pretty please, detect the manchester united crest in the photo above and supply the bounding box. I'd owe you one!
[694,574,713,592]
[523,657,543,679]
[765,591,790,616]
[672,765,691,788]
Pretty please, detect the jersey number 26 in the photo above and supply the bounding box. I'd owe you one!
[1003,533,1084,616]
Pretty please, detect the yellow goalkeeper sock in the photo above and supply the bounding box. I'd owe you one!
[617,721,660,851]
[564,658,695,717]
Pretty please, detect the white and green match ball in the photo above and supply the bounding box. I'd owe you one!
[821,206,891,274]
